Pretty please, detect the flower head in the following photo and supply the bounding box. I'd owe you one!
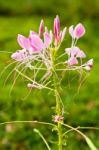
[10,16,92,91]
[65,46,86,66]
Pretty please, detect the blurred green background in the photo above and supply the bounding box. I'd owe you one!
[0,0,99,149]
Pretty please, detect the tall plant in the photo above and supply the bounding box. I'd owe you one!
[1,16,97,150]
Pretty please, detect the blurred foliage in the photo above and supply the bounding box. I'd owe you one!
[0,0,99,149]
[0,0,99,19]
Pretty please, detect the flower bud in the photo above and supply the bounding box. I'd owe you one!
[54,15,60,38]
[53,115,64,123]
[74,23,85,39]
[39,19,44,37]
[84,59,93,71]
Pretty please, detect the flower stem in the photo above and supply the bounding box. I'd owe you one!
[52,50,63,150]
[53,74,63,150]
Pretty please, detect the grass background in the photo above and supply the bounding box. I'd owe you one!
[0,0,99,149]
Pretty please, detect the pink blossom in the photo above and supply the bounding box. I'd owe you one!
[18,33,44,53]
[69,23,85,39]
[65,46,86,58]
[66,46,86,66]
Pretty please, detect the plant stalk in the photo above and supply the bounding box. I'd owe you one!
[53,75,63,150]
[52,50,63,150]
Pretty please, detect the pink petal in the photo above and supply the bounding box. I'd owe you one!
[30,34,44,52]
[68,57,78,66]
[74,23,85,39]
[11,51,19,60]
[17,34,30,49]
[76,50,86,58]
[65,47,78,57]
[66,46,86,58]
[70,47,79,57]
[11,49,28,61]
[44,32,52,48]
[39,19,44,37]
[29,30,38,36]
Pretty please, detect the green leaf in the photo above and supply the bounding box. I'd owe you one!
[85,136,98,150]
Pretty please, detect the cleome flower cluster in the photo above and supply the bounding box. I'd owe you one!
[11,16,93,90]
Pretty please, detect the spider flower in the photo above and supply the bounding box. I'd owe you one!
[66,47,86,58]
[10,16,92,91]
[65,46,86,66]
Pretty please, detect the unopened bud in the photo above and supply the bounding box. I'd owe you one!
[39,19,44,37]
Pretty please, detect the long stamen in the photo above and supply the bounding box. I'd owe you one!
[0,61,17,78]
[9,65,27,95]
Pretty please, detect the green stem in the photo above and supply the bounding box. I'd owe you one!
[53,75,63,150]
[52,50,63,150]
